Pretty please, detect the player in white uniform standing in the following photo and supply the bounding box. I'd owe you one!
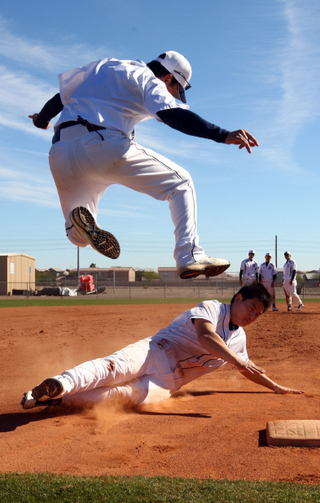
[259,252,278,311]
[21,283,303,410]
[281,251,304,311]
[29,51,259,279]
[239,250,259,285]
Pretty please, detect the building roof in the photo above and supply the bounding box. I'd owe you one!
[0,253,35,259]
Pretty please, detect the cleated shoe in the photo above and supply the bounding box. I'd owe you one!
[178,256,230,279]
[21,391,62,409]
[70,206,120,259]
[32,377,66,401]
[272,307,279,312]
[288,306,292,312]
[296,304,304,311]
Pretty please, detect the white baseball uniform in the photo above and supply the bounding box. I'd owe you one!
[49,58,208,268]
[58,300,248,407]
[282,258,302,305]
[240,258,259,284]
[259,261,277,296]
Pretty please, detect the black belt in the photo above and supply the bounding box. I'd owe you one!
[52,116,106,144]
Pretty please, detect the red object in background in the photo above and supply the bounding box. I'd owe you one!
[79,275,95,292]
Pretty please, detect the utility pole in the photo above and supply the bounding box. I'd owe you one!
[77,246,80,286]
[275,235,278,268]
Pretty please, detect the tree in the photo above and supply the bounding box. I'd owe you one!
[135,270,160,281]
[89,263,97,268]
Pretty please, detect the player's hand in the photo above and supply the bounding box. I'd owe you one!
[225,129,259,153]
[273,384,304,395]
[28,113,51,129]
[234,358,266,375]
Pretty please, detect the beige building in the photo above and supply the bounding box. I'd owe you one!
[0,253,36,295]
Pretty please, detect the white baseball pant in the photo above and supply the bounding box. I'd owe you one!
[261,280,275,297]
[49,126,205,268]
[61,337,183,408]
[282,279,302,306]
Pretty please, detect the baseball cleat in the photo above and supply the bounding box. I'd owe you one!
[287,306,292,311]
[296,304,304,311]
[272,307,279,312]
[32,377,66,401]
[70,206,120,259]
[178,256,230,279]
[21,390,62,410]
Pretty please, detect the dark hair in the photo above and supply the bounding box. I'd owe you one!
[147,55,179,86]
[231,282,272,312]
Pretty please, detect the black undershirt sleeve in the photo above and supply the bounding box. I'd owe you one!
[157,108,230,143]
[34,93,64,129]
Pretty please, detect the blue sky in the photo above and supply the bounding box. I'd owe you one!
[0,0,319,273]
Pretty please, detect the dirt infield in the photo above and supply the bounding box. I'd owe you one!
[1,301,320,483]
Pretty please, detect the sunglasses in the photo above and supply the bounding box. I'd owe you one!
[174,70,192,90]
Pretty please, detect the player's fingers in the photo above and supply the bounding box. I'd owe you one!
[238,132,252,153]
[244,130,259,146]
[275,387,304,394]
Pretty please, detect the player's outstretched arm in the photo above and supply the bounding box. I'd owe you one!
[241,362,304,394]
[225,129,259,153]
[195,319,266,375]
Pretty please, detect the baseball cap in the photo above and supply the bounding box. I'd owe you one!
[284,251,291,256]
[248,250,255,255]
[154,51,192,104]
[265,252,272,257]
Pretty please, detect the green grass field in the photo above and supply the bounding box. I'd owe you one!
[0,297,318,308]
[1,474,320,502]
[1,297,319,501]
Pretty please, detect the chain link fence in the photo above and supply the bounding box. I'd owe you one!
[1,277,319,300]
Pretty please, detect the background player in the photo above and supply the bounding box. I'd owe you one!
[281,251,304,311]
[239,250,259,286]
[22,283,303,411]
[259,252,278,311]
[29,51,258,280]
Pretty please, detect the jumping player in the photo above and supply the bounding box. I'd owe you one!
[21,283,303,411]
[29,51,259,279]
[239,250,259,286]
[281,251,304,311]
[259,252,278,311]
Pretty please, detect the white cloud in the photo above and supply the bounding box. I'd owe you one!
[257,0,320,170]
[0,166,58,207]
[0,16,105,72]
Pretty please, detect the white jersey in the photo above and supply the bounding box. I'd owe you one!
[153,300,248,386]
[240,258,259,280]
[56,58,186,137]
[283,259,297,281]
[259,261,277,282]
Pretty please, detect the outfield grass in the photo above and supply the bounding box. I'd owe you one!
[0,297,218,308]
[0,297,318,308]
[0,474,320,503]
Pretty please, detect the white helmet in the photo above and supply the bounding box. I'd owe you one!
[154,50,192,103]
